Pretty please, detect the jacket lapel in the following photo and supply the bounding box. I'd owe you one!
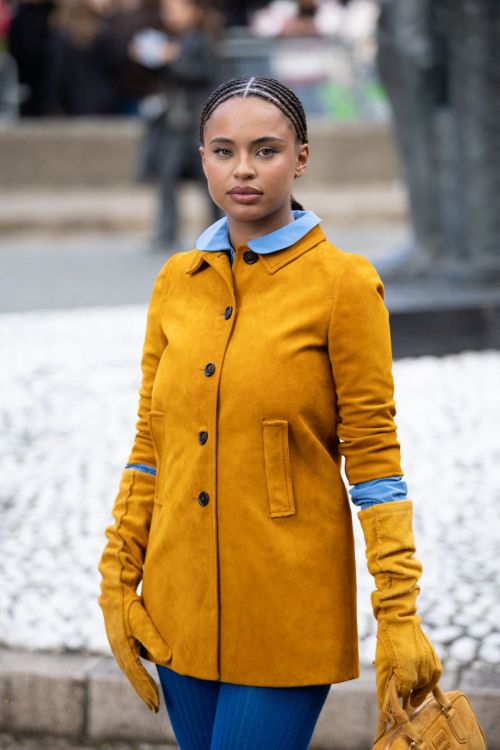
[258,224,326,274]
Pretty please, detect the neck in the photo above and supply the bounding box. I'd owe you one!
[226,203,296,250]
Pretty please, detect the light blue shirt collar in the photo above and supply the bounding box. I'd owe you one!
[196,210,322,255]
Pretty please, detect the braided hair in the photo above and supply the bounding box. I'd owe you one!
[199,76,308,211]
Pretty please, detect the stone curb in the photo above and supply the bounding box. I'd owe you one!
[1,650,499,749]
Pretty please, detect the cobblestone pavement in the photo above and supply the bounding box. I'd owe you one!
[0,303,499,673]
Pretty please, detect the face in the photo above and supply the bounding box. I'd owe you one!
[87,0,114,14]
[161,0,201,33]
[199,96,309,223]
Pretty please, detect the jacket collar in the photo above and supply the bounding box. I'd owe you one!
[195,210,322,254]
[186,211,326,275]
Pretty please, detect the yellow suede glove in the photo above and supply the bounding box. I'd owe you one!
[358,499,443,710]
[98,469,172,712]
[99,588,172,712]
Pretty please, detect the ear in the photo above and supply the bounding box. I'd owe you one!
[294,143,309,179]
[199,146,207,178]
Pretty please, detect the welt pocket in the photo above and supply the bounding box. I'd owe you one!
[262,419,296,518]
[147,410,165,505]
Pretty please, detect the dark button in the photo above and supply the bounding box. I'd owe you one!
[199,431,208,445]
[224,305,233,320]
[243,250,259,264]
[198,491,209,506]
[204,362,215,377]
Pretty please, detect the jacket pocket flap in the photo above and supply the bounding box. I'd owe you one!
[262,419,296,518]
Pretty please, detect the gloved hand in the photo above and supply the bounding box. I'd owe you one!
[357,499,443,709]
[98,469,172,712]
[99,588,172,712]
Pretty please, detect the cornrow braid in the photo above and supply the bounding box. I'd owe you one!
[198,76,308,147]
[198,76,308,211]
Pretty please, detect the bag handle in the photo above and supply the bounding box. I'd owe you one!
[373,674,453,746]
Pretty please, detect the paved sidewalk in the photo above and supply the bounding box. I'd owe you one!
[0,650,498,749]
[0,736,175,750]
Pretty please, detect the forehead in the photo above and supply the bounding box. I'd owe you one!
[204,96,295,141]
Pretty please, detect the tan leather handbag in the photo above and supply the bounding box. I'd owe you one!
[371,674,487,749]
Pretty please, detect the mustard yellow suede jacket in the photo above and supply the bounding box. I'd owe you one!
[99,223,404,688]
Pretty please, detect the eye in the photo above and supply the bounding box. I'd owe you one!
[257,147,277,157]
[213,147,232,157]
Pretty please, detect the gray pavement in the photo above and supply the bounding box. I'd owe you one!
[0,737,175,750]
[0,224,411,313]
[3,226,500,358]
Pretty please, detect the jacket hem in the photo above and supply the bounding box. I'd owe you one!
[140,646,360,687]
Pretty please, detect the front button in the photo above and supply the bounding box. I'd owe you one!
[199,431,208,445]
[198,491,209,506]
[224,305,233,320]
[243,250,259,264]
[204,362,215,377]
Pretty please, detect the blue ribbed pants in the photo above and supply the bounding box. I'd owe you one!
[156,664,331,750]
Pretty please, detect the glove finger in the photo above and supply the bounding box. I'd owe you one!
[407,630,443,707]
[375,644,392,709]
[409,665,442,709]
[421,630,444,676]
[128,599,173,664]
[115,647,161,712]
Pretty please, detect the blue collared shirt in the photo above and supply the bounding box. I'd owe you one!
[195,209,322,267]
[127,210,408,511]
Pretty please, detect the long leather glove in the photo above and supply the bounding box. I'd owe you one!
[358,499,443,710]
[98,469,173,712]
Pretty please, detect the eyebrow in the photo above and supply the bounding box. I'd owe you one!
[208,136,286,146]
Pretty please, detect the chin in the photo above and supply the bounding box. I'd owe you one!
[225,204,265,221]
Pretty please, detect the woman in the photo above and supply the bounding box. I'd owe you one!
[98,76,442,750]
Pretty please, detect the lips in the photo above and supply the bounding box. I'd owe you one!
[228,186,262,195]
[228,186,263,204]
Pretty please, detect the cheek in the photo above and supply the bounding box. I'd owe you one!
[204,158,227,189]
[264,157,296,189]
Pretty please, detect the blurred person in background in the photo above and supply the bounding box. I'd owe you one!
[0,0,11,46]
[43,0,125,115]
[130,0,222,250]
[108,0,167,114]
[250,0,377,39]
[8,0,56,115]
[0,0,14,118]
[219,0,267,27]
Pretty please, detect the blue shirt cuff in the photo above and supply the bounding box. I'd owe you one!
[349,475,407,511]
[125,463,157,477]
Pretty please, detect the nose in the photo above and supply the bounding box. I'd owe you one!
[233,152,256,180]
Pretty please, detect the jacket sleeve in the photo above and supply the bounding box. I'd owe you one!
[327,252,404,485]
[126,258,172,469]
[98,257,173,596]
